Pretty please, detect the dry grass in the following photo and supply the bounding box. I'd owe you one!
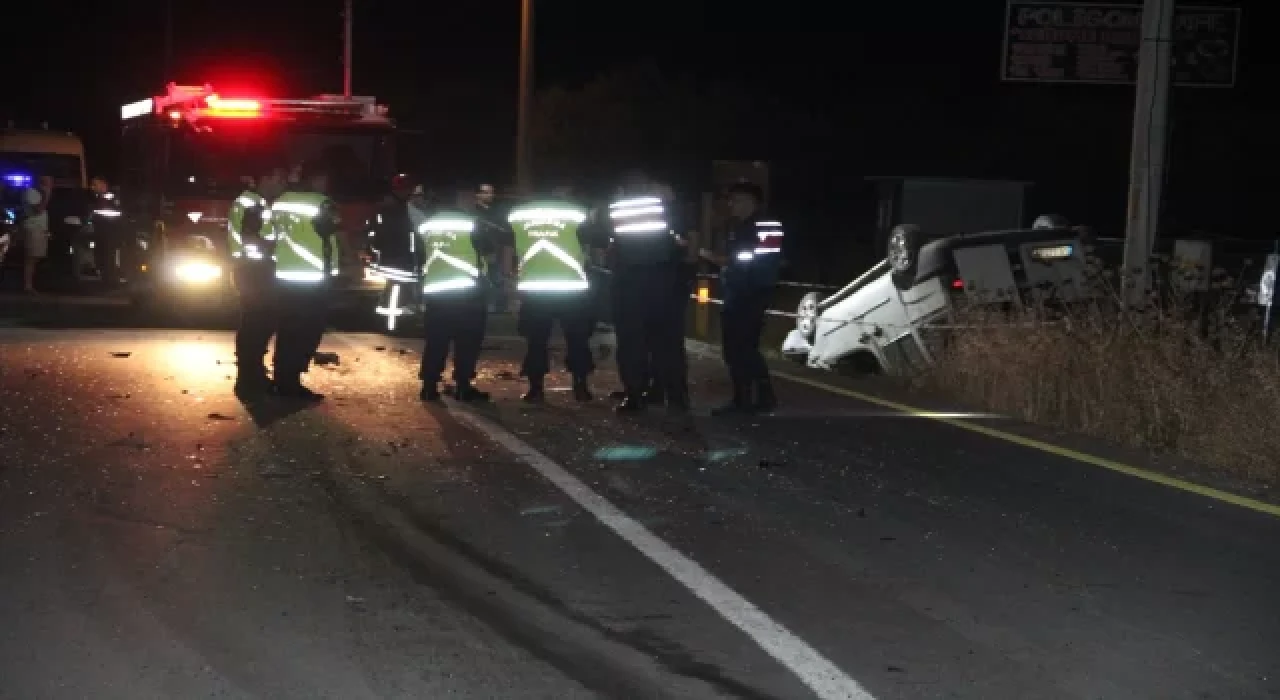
[919,261,1280,485]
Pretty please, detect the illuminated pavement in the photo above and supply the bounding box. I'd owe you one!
[1,325,1277,699]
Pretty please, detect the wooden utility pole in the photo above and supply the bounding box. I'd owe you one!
[1121,0,1176,307]
[343,0,354,97]
[516,0,535,194]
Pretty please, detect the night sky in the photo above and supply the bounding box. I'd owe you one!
[9,0,1273,263]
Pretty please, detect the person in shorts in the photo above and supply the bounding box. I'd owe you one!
[22,175,54,294]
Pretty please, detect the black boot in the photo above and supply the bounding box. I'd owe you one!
[522,376,545,403]
[644,382,665,406]
[615,392,646,414]
[572,375,593,402]
[275,375,324,402]
[754,378,778,413]
[609,389,628,400]
[420,382,442,402]
[711,382,752,417]
[454,382,491,402]
[233,369,272,399]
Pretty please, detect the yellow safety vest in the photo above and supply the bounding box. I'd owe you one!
[270,191,337,283]
[418,211,481,294]
[509,199,589,292]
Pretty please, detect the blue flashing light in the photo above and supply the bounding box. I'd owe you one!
[3,173,32,188]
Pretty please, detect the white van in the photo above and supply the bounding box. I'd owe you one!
[782,218,1091,375]
[0,129,87,190]
[1,129,90,277]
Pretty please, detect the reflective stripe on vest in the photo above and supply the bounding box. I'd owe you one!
[509,203,589,292]
[418,214,479,294]
[270,192,336,283]
[228,191,271,260]
[736,219,785,263]
[608,196,669,235]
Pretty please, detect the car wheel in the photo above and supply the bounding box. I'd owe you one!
[887,224,923,290]
[796,291,820,342]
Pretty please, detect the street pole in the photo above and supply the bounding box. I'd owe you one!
[342,0,353,98]
[1121,0,1176,308]
[163,0,173,84]
[516,0,534,194]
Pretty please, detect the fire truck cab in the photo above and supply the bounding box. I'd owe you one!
[117,83,396,308]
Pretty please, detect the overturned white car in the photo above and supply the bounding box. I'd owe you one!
[782,217,1091,374]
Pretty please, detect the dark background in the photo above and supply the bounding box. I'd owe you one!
[8,0,1271,279]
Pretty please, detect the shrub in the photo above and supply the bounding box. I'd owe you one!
[918,256,1280,485]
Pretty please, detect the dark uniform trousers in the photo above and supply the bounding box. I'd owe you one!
[518,292,594,379]
[613,262,683,397]
[638,266,693,397]
[721,289,771,386]
[419,289,487,384]
[93,227,121,286]
[274,282,330,383]
[585,265,611,330]
[232,262,277,379]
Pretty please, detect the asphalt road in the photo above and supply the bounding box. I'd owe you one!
[0,319,1277,699]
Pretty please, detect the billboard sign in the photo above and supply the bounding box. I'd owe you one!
[1001,2,1241,87]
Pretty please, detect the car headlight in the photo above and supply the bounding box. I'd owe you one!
[174,262,222,283]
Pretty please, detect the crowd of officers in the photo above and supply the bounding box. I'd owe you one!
[228,164,784,416]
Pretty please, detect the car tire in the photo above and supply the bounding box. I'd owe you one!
[796,291,821,343]
[887,224,923,290]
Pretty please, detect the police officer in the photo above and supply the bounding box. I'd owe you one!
[367,175,421,331]
[606,172,689,413]
[417,207,492,402]
[509,194,594,403]
[270,163,340,401]
[473,183,515,313]
[228,165,287,397]
[700,181,782,414]
[87,176,124,287]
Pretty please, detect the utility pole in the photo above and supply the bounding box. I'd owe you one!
[163,0,174,83]
[342,0,353,98]
[1121,0,1176,307]
[516,0,535,194]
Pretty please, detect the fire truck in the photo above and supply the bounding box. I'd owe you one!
[116,83,395,307]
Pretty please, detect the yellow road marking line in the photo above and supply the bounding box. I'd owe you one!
[773,370,1280,519]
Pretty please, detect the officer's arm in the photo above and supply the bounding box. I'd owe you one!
[315,202,341,264]
[699,248,728,268]
[241,206,266,244]
[498,221,516,276]
[314,202,340,238]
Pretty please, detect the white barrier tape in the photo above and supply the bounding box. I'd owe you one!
[586,265,841,292]
[692,273,840,292]
[686,292,1067,333]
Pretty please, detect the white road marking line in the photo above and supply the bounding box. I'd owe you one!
[447,406,875,700]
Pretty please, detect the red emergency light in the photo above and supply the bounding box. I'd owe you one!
[203,95,262,118]
[122,83,394,125]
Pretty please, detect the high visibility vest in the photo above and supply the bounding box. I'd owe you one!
[730,218,785,264]
[607,195,674,266]
[270,191,336,283]
[725,216,785,293]
[509,200,588,292]
[228,190,271,262]
[418,210,481,295]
